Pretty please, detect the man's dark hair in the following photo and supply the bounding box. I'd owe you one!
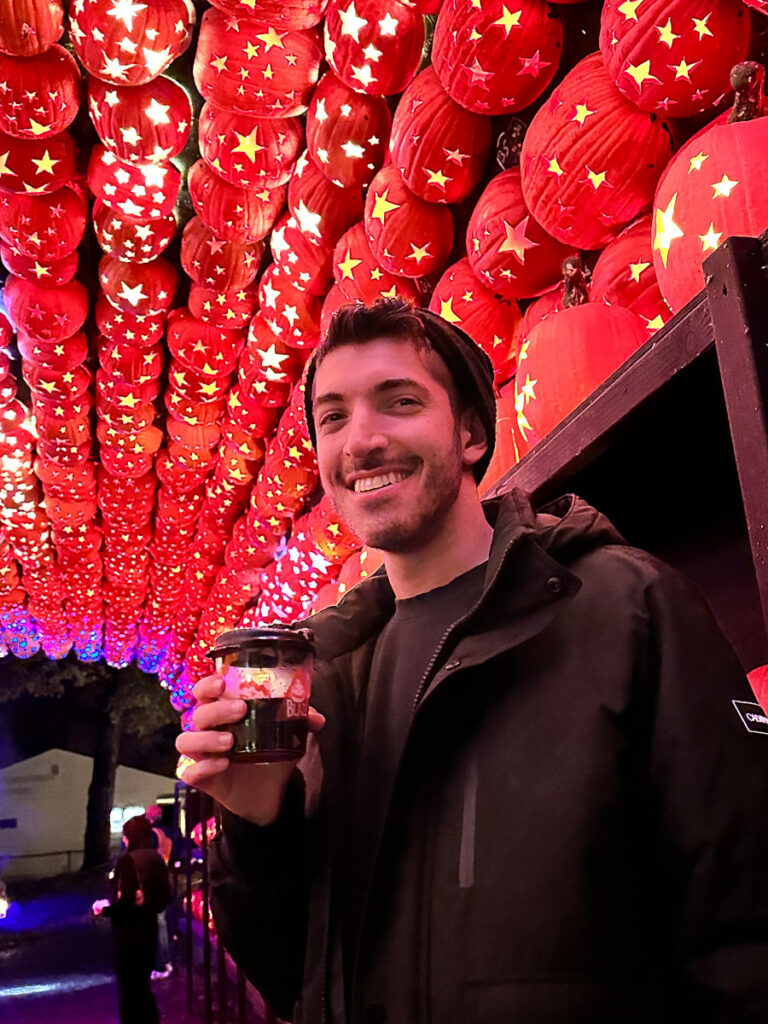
[304,299,497,483]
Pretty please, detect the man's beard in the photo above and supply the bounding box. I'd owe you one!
[336,432,465,553]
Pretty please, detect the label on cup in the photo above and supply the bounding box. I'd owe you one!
[222,663,311,703]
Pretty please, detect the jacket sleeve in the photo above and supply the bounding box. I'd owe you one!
[209,768,316,1022]
[644,562,768,1021]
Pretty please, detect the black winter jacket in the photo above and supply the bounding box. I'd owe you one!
[210,491,768,1024]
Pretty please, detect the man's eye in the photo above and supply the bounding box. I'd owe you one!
[319,411,344,427]
[392,397,418,408]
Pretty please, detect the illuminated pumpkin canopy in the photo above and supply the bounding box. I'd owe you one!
[0,1,762,711]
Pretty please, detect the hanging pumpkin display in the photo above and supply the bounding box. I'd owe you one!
[87,145,181,219]
[18,331,88,372]
[69,0,195,86]
[93,201,176,263]
[364,164,454,278]
[467,166,573,299]
[599,0,749,118]
[197,103,303,190]
[324,0,424,97]
[95,293,167,347]
[305,71,391,189]
[514,255,648,443]
[0,129,77,194]
[520,52,676,249]
[193,7,322,117]
[431,0,563,115]
[87,76,192,164]
[652,62,768,313]
[0,46,80,140]
[389,66,491,205]
[0,185,87,262]
[180,215,264,292]
[99,254,178,315]
[288,150,364,248]
[590,214,670,335]
[429,258,521,385]
[0,0,64,58]
[187,159,286,244]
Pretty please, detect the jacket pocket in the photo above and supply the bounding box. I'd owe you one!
[458,756,477,889]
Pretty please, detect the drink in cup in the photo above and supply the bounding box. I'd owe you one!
[209,625,314,763]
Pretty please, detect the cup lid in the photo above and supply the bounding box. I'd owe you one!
[208,624,314,659]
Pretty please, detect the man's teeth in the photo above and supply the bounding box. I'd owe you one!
[353,471,410,493]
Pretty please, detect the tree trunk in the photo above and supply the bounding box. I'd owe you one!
[81,706,122,870]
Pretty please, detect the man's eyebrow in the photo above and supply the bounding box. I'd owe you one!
[314,378,428,408]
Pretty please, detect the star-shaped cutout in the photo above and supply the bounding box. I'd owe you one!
[617,0,644,21]
[699,222,722,252]
[628,261,650,283]
[711,174,738,198]
[498,215,539,263]
[378,12,398,35]
[494,5,522,35]
[108,0,147,31]
[232,128,264,162]
[145,98,170,125]
[256,26,287,51]
[653,192,684,268]
[338,1,368,42]
[337,249,362,279]
[688,151,708,173]
[370,187,400,223]
[655,17,680,47]
[31,150,58,175]
[439,297,461,324]
[572,102,596,126]
[294,200,322,237]
[518,50,551,77]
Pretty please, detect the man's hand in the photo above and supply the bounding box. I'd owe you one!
[175,674,325,826]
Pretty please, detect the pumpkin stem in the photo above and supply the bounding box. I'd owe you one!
[728,62,764,124]
[562,255,589,308]
[495,117,527,171]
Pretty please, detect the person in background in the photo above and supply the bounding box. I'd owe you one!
[107,814,172,1024]
[177,300,768,1023]
[145,803,174,979]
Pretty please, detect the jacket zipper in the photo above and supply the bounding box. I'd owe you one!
[411,539,515,712]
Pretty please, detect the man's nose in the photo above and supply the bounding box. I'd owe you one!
[342,408,388,460]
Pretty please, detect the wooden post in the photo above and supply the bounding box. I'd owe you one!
[705,234,768,640]
[185,785,194,1015]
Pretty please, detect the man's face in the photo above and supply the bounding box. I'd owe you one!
[312,337,475,552]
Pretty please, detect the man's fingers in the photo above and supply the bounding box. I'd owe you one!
[194,673,227,704]
[308,708,326,733]
[192,698,247,732]
[176,728,234,757]
[179,756,231,789]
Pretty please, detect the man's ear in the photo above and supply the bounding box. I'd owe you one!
[459,407,488,470]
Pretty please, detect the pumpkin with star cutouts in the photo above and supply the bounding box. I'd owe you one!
[0,129,77,194]
[180,215,264,292]
[87,145,181,219]
[87,75,192,164]
[467,166,573,299]
[0,185,86,261]
[188,283,259,330]
[188,159,286,244]
[194,7,322,117]
[390,65,491,205]
[324,0,424,97]
[590,213,670,335]
[0,0,64,57]
[288,150,365,248]
[364,163,454,279]
[99,253,178,316]
[599,0,749,118]
[520,52,675,249]
[306,71,391,189]
[651,62,768,312]
[93,201,176,263]
[432,0,563,115]
[208,0,328,30]
[514,255,648,444]
[0,46,80,140]
[69,0,195,86]
[197,102,303,190]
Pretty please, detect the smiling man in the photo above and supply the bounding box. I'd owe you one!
[178,300,768,1024]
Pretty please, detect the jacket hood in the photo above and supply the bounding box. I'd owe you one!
[306,490,627,663]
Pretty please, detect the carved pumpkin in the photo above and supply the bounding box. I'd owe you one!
[197,102,303,190]
[188,158,286,243]
[270,212,335,295]
[590,214,670,335]
[306,71,391,189]
[87,75,192,164]
[0,129,77,194]
[0,46,80,139]
[4,275,89,342]
[0,185,87,261]
[258,262,323,348]
[93,201,176,263]
[467,166,573,299]
[193,7,322,117]
[520,52,676,249]
[324,0,425,96]
[188,283,259,329]
[0,0,64,57]
[432,0,562,115]
[430,258,521,385]
[600,0,749,118]
[88,145,181,219]
[69,0,195,86]
[208,0,328,29]
[288,150,364,248]
[180,215,264,292]
[364,164,454,278]
[0,242,77,285]
[390,66,491,205]
[99,254,178,316]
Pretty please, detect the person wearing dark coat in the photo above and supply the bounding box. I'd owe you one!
[177,300,768,1024]
[107,814,172,1024]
